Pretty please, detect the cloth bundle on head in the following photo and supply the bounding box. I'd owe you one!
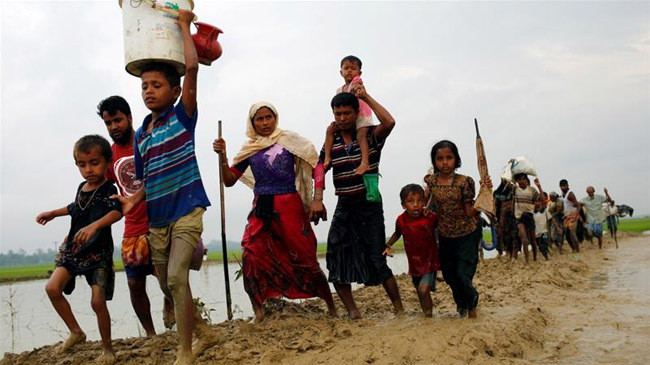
[510,156,537,177]
[232,101,319,209]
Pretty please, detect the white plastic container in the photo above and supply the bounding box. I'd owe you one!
[119,0,194,76]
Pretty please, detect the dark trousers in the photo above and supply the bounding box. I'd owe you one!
[536,233,549,257]
[439,227,481,312]
[326,195,393,286]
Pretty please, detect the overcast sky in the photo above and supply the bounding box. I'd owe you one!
[1,1,649,254]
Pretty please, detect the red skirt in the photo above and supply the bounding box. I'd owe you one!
[242,193,328,306]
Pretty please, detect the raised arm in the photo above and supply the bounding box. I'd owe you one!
[534,178,545,203]
[212,138,239,187]
[604,187,613,203]
[353,82,395,140]
[177,9,198,117]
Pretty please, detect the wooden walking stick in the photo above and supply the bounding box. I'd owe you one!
[218,120,233,320]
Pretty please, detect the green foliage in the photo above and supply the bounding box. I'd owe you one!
[193,297,215,324]
[0,264,52,280]
[617,217,650,233]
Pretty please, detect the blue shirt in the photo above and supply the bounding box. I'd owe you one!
[134,102,210,227]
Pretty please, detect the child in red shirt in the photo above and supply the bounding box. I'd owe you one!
[384,184,439,317]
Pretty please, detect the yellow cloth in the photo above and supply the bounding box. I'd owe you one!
[232,101,319,209]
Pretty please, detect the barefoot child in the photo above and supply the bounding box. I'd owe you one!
[323,55,373,175]
[36,135,122,363]
[384,184,439,317]
[112,9,215,364]
[424,140,491,319]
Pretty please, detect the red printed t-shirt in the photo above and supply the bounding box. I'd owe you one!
[106,143,149,237]
[395,211,440,277]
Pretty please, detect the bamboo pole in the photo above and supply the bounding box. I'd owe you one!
[218,120,233,320]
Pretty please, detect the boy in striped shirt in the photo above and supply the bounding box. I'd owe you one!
[112,9,213,365]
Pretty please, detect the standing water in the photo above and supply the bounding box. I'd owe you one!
[0,249,498,354]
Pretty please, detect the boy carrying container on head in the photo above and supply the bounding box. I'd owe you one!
[323,55,373,175]
[383,184,439,317]
[36,135,122,364]
[112,9,215,365]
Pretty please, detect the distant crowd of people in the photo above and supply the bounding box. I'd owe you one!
[494,176,617,264]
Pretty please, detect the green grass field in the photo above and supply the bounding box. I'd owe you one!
[0,261,127,282]
[2,217,648,283]
[617,217,650,233]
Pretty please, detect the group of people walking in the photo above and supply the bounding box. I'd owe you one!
[36,8,610,365]
[494,174,616,264]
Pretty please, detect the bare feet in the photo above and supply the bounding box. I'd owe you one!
[346,309,362,320]
[96,351,116,365]
[57,331,86,354]
[192,334,218,358]
[327,308,339,318]
[468,309,478,319]
[252,307,265,324]
[393,301,405,315]
[163,298,176,329]
[173,350,195,365]
[353,161,370,175]
[192,313,219,357]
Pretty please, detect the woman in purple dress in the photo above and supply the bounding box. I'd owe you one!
[213,102,337,322]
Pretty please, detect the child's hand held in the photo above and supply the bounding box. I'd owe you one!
[382,246,393,257]
[308,200,327,225]
[353,83,367,99]
[111,194,134,215]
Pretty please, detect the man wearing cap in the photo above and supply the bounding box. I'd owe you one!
[579,187,613,249]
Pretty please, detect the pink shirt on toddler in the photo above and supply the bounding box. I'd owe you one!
[337,76,373,128]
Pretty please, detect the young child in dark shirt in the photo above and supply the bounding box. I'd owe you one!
[36,135,122,364]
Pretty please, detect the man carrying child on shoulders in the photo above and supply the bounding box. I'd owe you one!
[312,83,404,320]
